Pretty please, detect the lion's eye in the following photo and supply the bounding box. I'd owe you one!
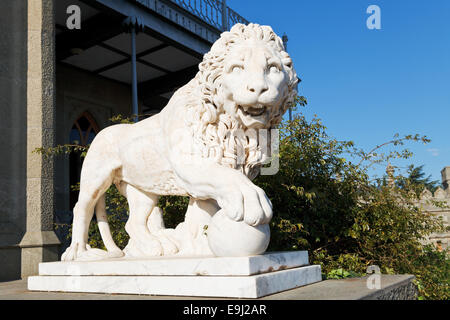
[268,64,280,73]
[232,65,243,73]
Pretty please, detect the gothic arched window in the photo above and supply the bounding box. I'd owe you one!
[69,112,99,209]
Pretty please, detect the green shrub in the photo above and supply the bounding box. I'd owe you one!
[255,113,448,299]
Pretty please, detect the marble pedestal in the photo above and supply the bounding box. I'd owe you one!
[28,251,322,298]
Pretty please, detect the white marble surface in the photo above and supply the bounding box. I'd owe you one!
[39,251,309,276]
[207,210,271,257]
[28,265,321,298]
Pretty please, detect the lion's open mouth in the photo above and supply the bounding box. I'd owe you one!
[236,104,270,128]
[239,104,267,117]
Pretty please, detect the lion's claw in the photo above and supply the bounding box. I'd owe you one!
[220,181,272,226]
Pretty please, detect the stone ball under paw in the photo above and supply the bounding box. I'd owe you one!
[206,209,270,257]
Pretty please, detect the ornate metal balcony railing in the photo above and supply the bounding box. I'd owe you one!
[133,0,248,43]
[169,0,248,31]
[132,0,247,31]
[170,0,222,30]
[226,6,248,29]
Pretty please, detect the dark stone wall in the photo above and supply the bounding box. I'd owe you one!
[374,281,418,300]
[0,0,28,281]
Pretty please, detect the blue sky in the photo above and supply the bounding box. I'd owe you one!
[228,0,450,183]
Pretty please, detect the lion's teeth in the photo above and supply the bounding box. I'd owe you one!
[239,105,266,116]
[247,107,265,116]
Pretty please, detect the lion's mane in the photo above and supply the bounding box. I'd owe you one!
[185,23,298,180]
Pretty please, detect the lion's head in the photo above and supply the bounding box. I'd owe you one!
[186,23,298,179]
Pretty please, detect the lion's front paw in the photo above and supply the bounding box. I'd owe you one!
[219,182,273,227]
[158,235,179,255]
[61,243,84,261]
[62,243,122,261]
[242,184,272,226]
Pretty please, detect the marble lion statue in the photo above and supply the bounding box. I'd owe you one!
[62,23,298,261]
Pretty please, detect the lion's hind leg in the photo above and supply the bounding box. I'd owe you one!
[122,184,164,257]
[62,167,118,261]
[95,193,124,258]
[147,207,179,255]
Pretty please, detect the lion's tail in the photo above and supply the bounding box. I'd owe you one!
[95,193,124,256]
